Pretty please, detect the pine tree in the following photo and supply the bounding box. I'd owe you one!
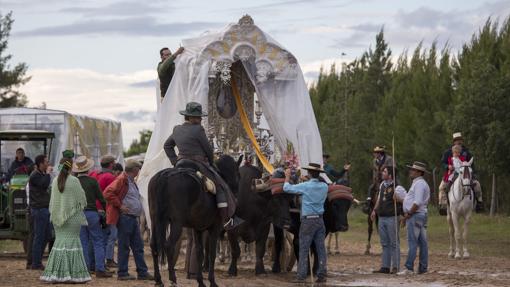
[0,11,30,107]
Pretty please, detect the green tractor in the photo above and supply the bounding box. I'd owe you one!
[0,130,55,252]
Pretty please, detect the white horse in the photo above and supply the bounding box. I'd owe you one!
[447,157,474,259]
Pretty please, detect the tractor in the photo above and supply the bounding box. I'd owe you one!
[0,130,55,252]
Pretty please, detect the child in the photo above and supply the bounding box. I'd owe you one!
[443,144,466,192]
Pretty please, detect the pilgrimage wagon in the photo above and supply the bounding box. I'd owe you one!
[138,15,325,223]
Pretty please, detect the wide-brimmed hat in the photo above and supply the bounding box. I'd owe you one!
[373,146,385,153]
[72,155,95,173]
[302,163,325,173]
[179,102,208,117]
[100,155,116,165]
[406,161,430,174]
[452,132,463,141]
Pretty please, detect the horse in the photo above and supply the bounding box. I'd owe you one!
[363,183,379,255]
[148,155,242,287]
[447,157,474,259]
[226,164,292,276]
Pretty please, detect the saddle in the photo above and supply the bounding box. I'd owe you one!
[174,159,216,194]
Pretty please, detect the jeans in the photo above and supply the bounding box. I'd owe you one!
[378,216,400,270]
[31,207,51,268]
[297,217,327,280]
[106,224,117,260]
[404,213,428,273]
[88,224,109,269]
[117,214,148,277]
[80,210,106,272]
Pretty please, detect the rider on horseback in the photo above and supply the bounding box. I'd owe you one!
[164,101,243,230]
[368,146,394,203]
[442,144,466,192]
[439,132,483,213]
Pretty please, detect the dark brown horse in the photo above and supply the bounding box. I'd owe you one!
[364,183,379,255]
[148,155,242,287]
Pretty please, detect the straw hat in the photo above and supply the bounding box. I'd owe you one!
[72,156,95,173]
[373,146,385,153]
[302,163,325,173]
[452,132,463,141]
[406,161,430,174]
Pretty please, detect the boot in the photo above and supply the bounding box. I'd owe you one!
[475,198,484,213]
[219,207,244,231]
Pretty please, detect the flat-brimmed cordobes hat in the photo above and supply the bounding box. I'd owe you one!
[302,163,325,173]
[179,102,208,117]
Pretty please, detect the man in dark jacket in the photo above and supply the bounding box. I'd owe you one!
[7,148,34,181]
[164,101,242,230]
[28,154,52,270]
[439,132,482,212]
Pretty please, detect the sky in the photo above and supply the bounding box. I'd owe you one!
[1,0,509,148]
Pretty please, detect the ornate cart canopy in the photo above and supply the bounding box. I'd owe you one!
[139,16,324,223]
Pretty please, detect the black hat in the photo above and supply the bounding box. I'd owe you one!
[302,163,325,173]
[179,102,208,117]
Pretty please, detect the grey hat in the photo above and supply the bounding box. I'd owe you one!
[125,159,142,171]
[179,102,208,117]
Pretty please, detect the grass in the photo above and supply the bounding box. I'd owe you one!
[343,206,510,258]
[1,207,509,259]
[0,239,24,253]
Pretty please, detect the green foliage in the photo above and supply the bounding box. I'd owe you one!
[125,129,152,157]
[311,17,510,213]
[0,11,29,107]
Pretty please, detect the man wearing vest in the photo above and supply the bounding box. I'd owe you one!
[158,46,184,98]
[104,160,153,281]
[398,161,430,275]
[283,163,328,284]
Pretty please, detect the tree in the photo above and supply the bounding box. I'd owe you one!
[0,11,30,107]
[125,129,152,157]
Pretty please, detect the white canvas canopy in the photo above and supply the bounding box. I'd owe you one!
[0,107,124,169]
[138,15,324,226]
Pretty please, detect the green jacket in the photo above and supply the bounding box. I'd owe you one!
[158,57,175,97]
[77,175,106,211]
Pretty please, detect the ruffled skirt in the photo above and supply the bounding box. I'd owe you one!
[40,212,91,283]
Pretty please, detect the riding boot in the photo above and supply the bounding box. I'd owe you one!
[219,207,245,231]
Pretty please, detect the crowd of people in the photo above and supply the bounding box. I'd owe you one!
[13,92,480,284]
[22,149,152,283]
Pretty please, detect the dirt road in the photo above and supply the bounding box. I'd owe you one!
[1,238,509,287]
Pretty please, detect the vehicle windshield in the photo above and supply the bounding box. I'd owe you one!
[0,140,45,174]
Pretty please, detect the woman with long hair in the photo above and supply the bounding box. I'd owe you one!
[40,150,91,283]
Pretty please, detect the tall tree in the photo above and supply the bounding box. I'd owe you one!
[125,129,152,157]
[0,11,30,107]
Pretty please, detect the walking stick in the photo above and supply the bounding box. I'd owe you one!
[392,136,399,273]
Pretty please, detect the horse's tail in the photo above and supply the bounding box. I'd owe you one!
[148,170,170,265]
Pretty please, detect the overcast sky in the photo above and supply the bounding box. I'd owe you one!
[1,0,509,148]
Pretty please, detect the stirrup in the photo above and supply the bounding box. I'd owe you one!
[223,218,234,228]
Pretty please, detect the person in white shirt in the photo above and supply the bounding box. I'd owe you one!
[398,161,430,275]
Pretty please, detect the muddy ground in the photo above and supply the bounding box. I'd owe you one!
[0,238,509,287]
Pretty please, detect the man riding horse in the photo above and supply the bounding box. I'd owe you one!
[368,146,394,210]
[439,132,483,213]
[365,145,394,254]
[163,101,244,230]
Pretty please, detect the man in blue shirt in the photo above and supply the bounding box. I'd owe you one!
[283,163,328,283]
